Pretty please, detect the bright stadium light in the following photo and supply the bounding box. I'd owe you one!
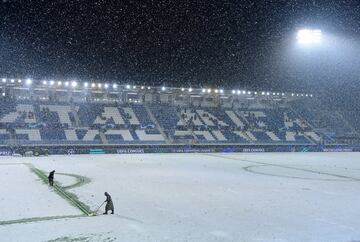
[261,92,265,95]
[141,86,144,90]
[247,91,251,95]
[133,85,136,89]
[254,91,257,95]
[214,89,218,93]
[147,86,151,90]
[91,83,96,88]
[2,78,6,83]
[64,81,69,87]
[181,87,185,92]
[43,80,47,85]
[57,81,62,86]
[237,90,241,95]
[266,92,270,96]
[232,90,236,94]
[97,83,102,88]
[297,29,322,44]
[18,79,22,83]
[84,82,89,88]
[161,86,166,91]
[220,89,224,94]
[126,84,130,89]
[207,88,211,93]
[104,83,109,89]
[10,79,15,83]
[26,79,32,85]
[188,88,193,92]
[242,90,246,94]
[49,80,55,85]
[71,81,77,87]
[112,84,118,89]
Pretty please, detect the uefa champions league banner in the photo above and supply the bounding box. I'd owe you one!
[116,148,145,154]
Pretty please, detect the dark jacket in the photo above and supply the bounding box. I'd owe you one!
[105,193,114,211]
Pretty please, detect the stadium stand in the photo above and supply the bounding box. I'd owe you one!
[0,83,358,147]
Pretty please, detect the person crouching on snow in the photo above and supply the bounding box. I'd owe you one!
[104,192,114,214]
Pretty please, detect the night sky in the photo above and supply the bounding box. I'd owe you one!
[1,0,360,94]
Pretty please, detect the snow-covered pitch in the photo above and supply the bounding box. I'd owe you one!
[0,152,360,242]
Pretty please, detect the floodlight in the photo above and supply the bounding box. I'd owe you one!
[26,79,32,85]
[181,87,185,92]
[133,85,136,89]
[220,89,224,94]
[147,86,151,90]
[214,89,218,93]
[64,81,69,87]
[18,79,22,83]
[49,80,55,85]
[71,81,77,87]
[207,89,211,93]
[58,81,62,86]
[188,88,192,92]
[242,91,246,94]
[297,29,322,44]
[232,90,236,94]
[91,83,96,88]
[112,84,118,89]
[84,82,89,88]
[266,92,270,96]
[261,92,265,95]
[254,92,257,95]
[202,89,206,93]
[126,85,130,89]
[247,91,251,95]
[104,84,109,89]
[43,80,47,85]
[10,79,15,83]
[97,83,102,88]
[1,78,6,83]
[161,86,166,91]
[237,90,241,95]
[141,86,144,90]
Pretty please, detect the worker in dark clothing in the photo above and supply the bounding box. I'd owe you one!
[103,192,114,214]
[48,170,55,186]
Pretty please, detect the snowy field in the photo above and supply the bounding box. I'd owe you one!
[0,152,360,242]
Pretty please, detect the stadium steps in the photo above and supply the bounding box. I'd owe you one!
[8,129,16,146]
[144,104,171,144]
[335,111,358,135]
[70,104,81,127]
[288,106,316,130]
[176,110,198,143]
[99,130,108,144]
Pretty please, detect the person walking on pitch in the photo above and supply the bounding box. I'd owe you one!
[48,170,55,186]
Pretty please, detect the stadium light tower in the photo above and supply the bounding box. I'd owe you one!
[296,29,322,45]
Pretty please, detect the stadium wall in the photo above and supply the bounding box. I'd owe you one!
[1,144,356,156]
